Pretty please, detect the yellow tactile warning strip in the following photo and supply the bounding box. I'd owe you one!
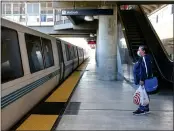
[46,71,81,102]
[46,61,88,102]
[77,61,89,71]
[16,115,58,131]
[14,60,89,131]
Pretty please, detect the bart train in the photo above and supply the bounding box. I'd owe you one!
[1,18,89,130]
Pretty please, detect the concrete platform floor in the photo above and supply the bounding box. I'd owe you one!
[56,53,173,130]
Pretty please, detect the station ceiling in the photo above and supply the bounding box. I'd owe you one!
[53,2,166,27]
[52,2,166,40]
[53,1,166,15]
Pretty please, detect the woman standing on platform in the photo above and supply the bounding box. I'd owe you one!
[133,46,153,115]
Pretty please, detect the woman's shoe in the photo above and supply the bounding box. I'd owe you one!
[144,108,150,114]
[133,109,145,115]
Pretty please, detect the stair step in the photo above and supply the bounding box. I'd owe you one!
[127,33,141,38]
[126,26,137,29]
[129,39,143,42]
[127,28,139,32]
[127,28,139,30]
[131,42,145,45]
[129,38,144,40]
[126,25,137,27]
[130,41,144,44]
[127,33,140,35]
[127,27,139,29]
[127,31,140,34]
[124,21,136,24]
[127,36,142,39]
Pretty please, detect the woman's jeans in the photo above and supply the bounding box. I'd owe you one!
[139,104,149,111]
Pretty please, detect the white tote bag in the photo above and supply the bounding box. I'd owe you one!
[133,85,149,106]
[140,85,150,106]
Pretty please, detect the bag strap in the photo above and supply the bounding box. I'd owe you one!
[143,57,148,78]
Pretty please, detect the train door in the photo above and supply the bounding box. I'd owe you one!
[56,40,65,82]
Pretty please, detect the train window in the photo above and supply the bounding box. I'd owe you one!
[65,45,70,61]
[81,49,83,56]
[1,27,24,83]
[82,49,84,57]
[75,47,78,58]
[69,46,75,59]
[25,34,44,73]
[78,48,80,57]
[68,47,72,60]
[78,49,80,57]
[73,47,77,58]
[73,47,76,58]
[80,49,82,57]
[41,38,54,68]
[79,49,82,57]
[56,40,63,63]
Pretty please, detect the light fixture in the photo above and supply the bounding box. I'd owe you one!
[90,33,94,37]
[84,16,94,21]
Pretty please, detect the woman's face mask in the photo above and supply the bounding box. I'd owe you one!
[137,51,141,57]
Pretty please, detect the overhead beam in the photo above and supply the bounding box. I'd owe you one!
[142,8,151,14]
[141,5,153,12]
[150,4,159,9]
[49,29,96,35]
[73,20,98,30]
[52,1,100,9]
[67,16,77,25]
[145,5,155,11]
[52,1,117,9]
[146,4,167,16]
[50,34,90,38]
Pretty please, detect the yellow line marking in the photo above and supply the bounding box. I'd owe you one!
[15,60,89,131]
[46,61,88,102]
[77,62,88,70]
[46,72,81,102]
[16,115,58,131]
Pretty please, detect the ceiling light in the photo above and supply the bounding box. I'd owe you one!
[84,16,94,21]
[90,34,94,37]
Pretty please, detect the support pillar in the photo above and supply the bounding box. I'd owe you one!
[95,29,99,66]
[97,6,117,80]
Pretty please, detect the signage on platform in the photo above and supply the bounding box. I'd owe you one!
[61,9,113,16]
[88,41,96,45]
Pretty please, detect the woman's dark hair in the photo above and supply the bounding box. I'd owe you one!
[139,45,148,54]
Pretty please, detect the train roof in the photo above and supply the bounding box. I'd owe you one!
[1,18,83,49]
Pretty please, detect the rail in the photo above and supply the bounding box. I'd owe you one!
[54,19,71,25]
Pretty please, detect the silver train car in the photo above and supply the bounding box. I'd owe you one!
[1,18,89,130]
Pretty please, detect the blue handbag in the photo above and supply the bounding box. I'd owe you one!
[143,57,158,92]
[145,77,158,92]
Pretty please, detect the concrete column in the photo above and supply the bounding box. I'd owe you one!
[97,6,117,80]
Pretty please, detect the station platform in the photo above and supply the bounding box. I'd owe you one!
[13,53,173,131]
[56,56,173,130]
